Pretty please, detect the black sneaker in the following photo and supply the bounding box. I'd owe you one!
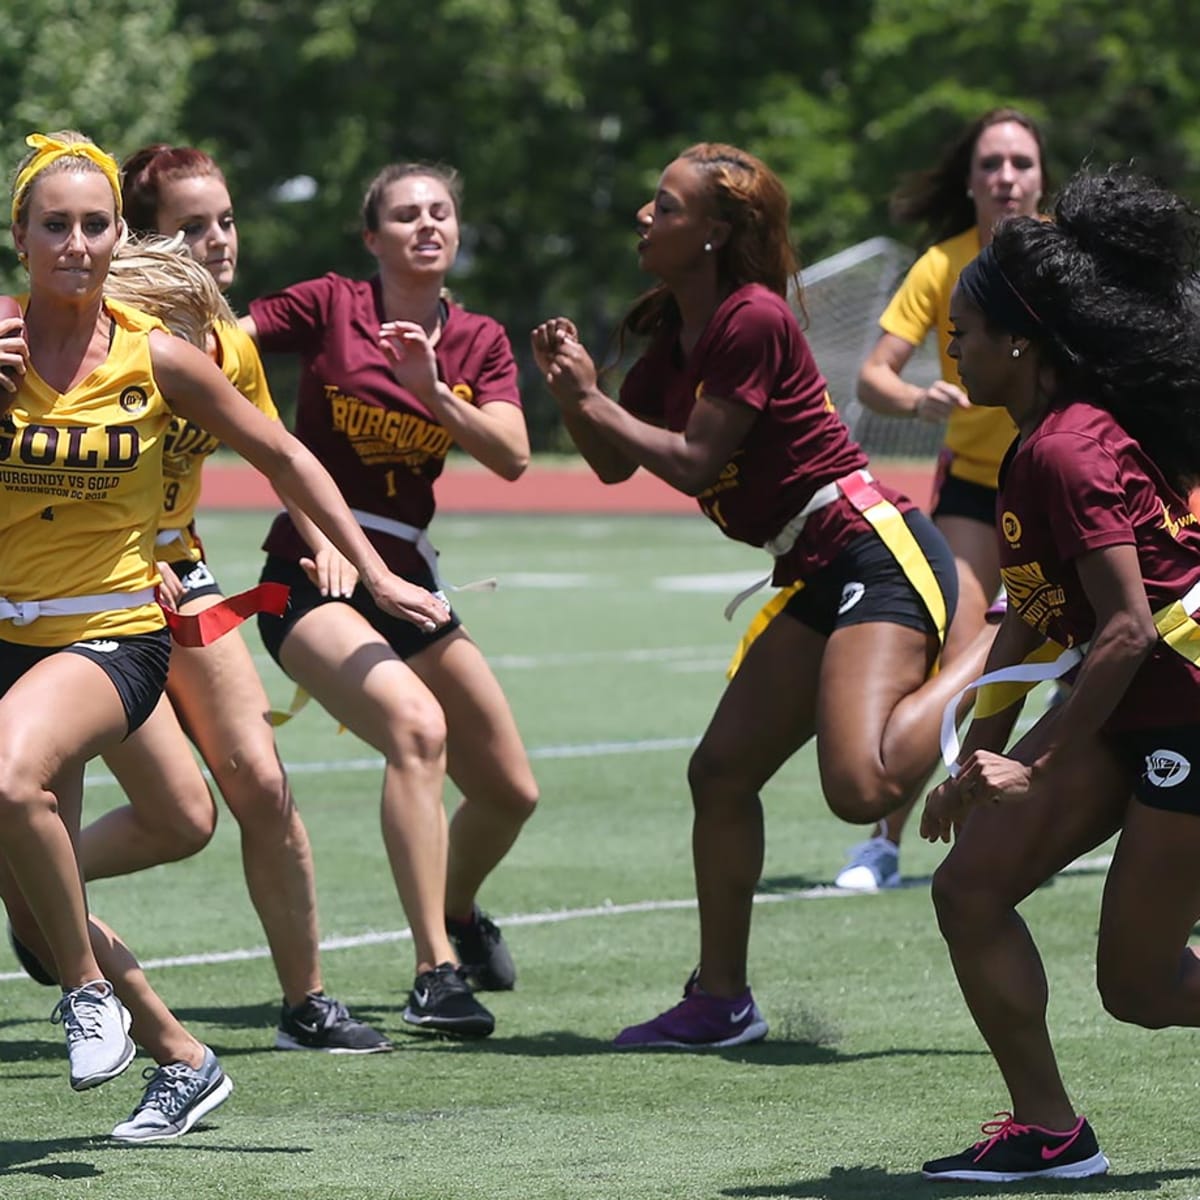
[922,1112,1109,1181]
[275,992,392,1054]
[445,908,516,991]
[402,963,495,1038]
[7,923,57,986]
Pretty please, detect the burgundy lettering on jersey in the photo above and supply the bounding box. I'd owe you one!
[619,283,909,584]
[997,399,1200,730]
[249,273,520,574]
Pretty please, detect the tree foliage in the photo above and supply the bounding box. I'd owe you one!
[3,0,1199,444]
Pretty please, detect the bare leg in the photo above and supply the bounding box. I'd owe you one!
[164,622,321,1006]
[1095,801,1200,1029]
[931,736,1125,1127]
[84,695,217,877]
[409,629,537,919]
[278,604,454,974]
[0,654,128,988]
[688,614,823,997]
[862,513,1001,848]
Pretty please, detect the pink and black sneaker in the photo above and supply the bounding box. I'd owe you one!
[922,1112,1109,1182]
[613,972,768,1049]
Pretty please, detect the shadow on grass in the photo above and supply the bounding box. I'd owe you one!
[723,1163,1200,1198]
[389,1028,986,1068]
[0,1129,310,1179]
[756,864,1109,895]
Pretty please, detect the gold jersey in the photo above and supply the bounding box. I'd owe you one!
[0,297,170,645]
[157,320,278,562]
[879,228,1018,488]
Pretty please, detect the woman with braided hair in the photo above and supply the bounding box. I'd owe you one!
[920,166,1200,1181]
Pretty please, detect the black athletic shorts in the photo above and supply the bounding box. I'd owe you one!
[257,555,461,665]
[931,471,998,527]
[0,627,171,736]
[165,558,224,603]
[782,509,958,638]
[1108,725,1200,816]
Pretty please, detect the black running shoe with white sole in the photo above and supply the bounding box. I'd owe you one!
[446,908,516,991]
[275,992,392,1054]
[402,963,495,1038]
[922,1112,1109,1182]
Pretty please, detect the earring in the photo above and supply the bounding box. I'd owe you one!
[966,188,974,199]
[703,241,713,253]
[1011,347,1021,359]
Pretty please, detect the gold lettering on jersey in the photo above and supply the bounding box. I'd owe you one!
[0,420,141,501]
[698,457,741,505]
[324,385,453,467]
[1000,560,1066,635]
[1160,500,1198,541]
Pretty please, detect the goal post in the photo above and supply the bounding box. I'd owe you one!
[793,236,943,461]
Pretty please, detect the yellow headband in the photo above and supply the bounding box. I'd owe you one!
[11,133,123,225]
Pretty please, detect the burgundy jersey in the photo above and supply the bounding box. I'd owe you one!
[619,283,911,585]
[997,399,1200,730]
[249,273,520,573]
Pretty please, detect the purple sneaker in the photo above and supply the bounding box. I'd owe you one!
[614,977,768,1049]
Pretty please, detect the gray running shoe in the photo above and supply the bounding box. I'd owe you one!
[51,980,135,1091]
[275,992,392,1053]
[111,1046,233,1143]
[834,835,900,891]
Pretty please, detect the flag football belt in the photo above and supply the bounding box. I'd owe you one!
[0,581,286,647]
[939,577,1200,776]
[727,470,948,677]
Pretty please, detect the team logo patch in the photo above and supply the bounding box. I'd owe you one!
[838,581,866,615]
[119,385,149,414]
[1144,749,1191,788]
[451,383,474,404]
[1001,510,1022,547]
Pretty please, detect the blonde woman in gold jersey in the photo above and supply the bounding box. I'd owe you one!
[0,131,448,1140]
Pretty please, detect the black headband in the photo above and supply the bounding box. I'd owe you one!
[958,243,1043,339]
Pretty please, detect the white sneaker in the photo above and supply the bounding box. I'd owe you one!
[111,1046,233,1142]
[51,979,135,1091]
[835,836,901,891]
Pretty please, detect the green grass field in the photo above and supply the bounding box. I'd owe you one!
[1,512,1194,1200]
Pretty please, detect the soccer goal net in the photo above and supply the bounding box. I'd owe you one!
[794,236,943,461]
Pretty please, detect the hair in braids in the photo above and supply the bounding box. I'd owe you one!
[614,143,802,365]
[989,166,1200,492]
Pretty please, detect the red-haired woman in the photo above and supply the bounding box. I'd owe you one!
[533,143,993,1048]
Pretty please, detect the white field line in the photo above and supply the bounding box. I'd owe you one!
[0,853,1114,984]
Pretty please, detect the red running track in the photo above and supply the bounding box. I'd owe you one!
[201,460,937,514]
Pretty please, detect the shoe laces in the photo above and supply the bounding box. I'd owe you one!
[845,836,896,870]
[300,993,351,1032]
[134,1061,202,1119]
[50,984,110,1045]
[974,1112,1032,1153]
